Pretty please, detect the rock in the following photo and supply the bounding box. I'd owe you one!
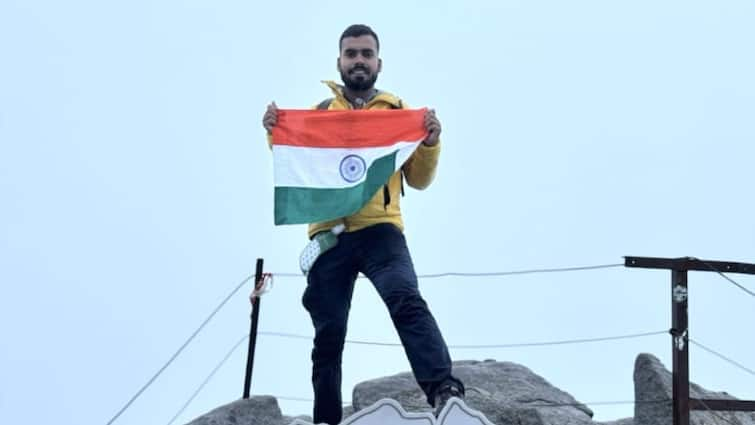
[596,418,633,425]
[342,405,355,419]
[634,353,755,425]
[185,396,289,425]
[184,355,755,425]
[353,359,594,425]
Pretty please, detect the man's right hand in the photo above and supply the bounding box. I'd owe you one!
[262,102,278,134]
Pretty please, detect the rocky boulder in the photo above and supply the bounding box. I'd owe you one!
[185,395,308,425]
[185,355,754,425]
[634,353,755,425]
[352,359,594,425]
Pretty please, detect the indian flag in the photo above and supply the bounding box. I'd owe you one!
[271,108,428,225]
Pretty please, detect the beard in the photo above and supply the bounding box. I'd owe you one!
[340,67,378,91]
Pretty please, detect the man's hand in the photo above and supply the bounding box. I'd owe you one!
[423,109,441,146]
[262,102,278,134]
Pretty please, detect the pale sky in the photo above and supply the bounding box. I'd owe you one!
[1,1,754,425]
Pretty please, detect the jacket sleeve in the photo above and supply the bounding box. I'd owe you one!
[399,100,441,190]
[403,141,441,190]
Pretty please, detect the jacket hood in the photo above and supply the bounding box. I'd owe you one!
[322,80,403,109]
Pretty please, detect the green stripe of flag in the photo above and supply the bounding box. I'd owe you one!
[274,152,397,225]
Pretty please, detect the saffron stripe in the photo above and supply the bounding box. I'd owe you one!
[272,109,428,148]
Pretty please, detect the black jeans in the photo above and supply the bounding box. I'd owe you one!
[302,223,464,425]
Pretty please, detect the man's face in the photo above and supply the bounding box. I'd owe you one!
[338,35,381,91]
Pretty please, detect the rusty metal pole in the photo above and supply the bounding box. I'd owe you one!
[243,258,264,399]
[671,269,690,425]
[625,257,755,420]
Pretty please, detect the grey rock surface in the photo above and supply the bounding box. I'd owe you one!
[185,395,302,425]
[185,355,755,425]
[634,353,755,425]
[353,359,594,425]
[596,419,633,425]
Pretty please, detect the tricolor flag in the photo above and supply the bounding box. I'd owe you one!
[271,108,428,225]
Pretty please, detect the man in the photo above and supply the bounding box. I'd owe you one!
[262,24,464,425]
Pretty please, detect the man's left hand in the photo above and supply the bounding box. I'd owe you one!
[423,109,441,146]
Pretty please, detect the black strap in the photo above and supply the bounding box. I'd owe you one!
[316,98,333,110]
[384,99,405,208]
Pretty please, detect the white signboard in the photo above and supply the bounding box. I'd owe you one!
[289,397,494,425]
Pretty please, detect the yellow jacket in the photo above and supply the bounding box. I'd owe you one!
[269,80,441,238]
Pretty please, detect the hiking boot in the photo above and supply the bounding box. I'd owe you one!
[433,384,464,417]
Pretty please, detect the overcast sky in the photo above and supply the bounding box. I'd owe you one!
[1,1,754,425]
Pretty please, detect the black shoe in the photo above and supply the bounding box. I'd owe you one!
[433,384,464,417]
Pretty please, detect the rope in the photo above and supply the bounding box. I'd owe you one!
[272,263,624,279]
[273,395,672,408]
[691,257,755,297]
[258,329,667,349]
[690,339,755,377]
[250,273,274,300]
[104,274,253,425]
[166,335,250,425]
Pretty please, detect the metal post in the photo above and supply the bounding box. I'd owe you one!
[671,270,689,425]
[243,258,264,399]
[625,257,755,420]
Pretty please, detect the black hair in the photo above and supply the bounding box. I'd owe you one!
[339,24,380,52]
